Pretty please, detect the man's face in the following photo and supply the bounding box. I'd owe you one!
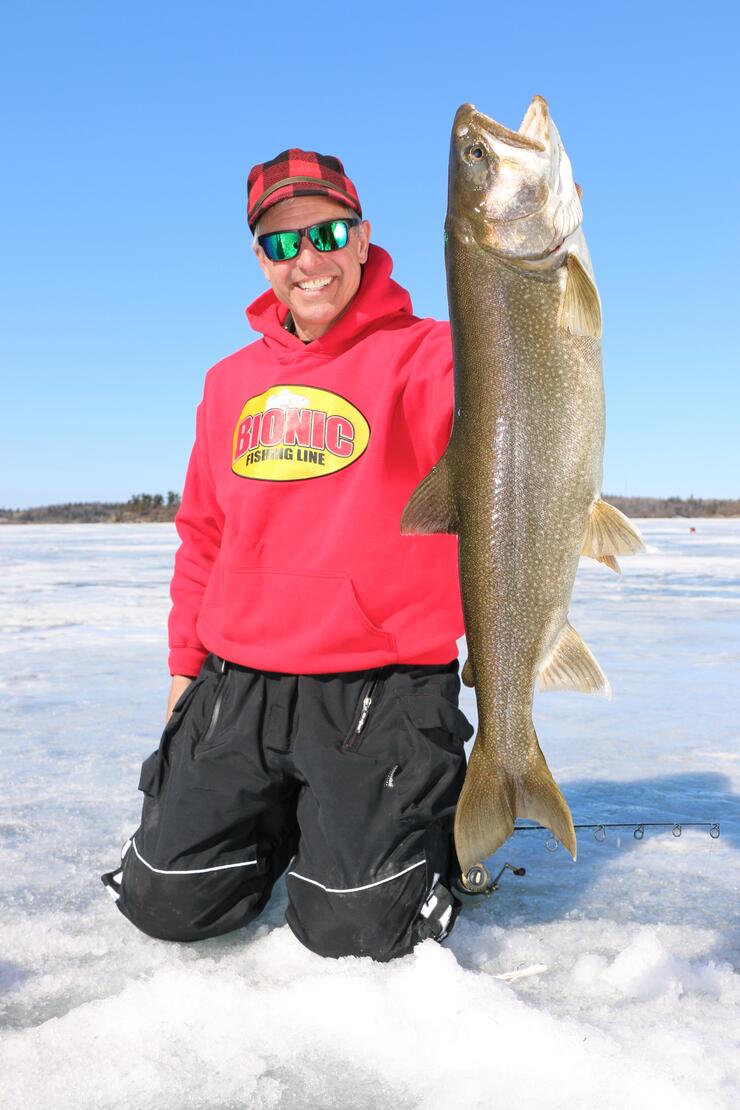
[253,195,371,341]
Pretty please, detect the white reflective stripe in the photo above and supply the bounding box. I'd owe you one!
[438,904,453,932]
[287,858,425,895]
[420,892,438,918]
[121,838,132,860]
[104,884,120,902]
[131,837,258,876]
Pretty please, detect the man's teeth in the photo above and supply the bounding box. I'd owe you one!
[297,278,333,290]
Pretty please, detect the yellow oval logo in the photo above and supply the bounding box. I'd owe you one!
[232,385,370,481]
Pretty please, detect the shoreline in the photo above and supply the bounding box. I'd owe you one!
[1,499,740,523]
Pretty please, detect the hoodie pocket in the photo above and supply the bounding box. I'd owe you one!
[220,567,396,664]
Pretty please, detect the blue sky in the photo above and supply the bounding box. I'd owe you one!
[1,0,738,505]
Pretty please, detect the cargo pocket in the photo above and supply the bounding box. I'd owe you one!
[167,673,206,723]
[394,692,471,821]
[138,751,162,798]
[398,693,473,748]
[136,675,207,800]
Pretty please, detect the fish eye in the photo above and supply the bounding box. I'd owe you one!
[465,143,488,164]
[465,144,487,163]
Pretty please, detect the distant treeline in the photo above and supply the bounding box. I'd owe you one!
[0,492,181,524]
[604,495,740,518]
[0,492,737,524]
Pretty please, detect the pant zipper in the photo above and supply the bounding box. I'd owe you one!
[201,660,229,747]
[345,677,380,751]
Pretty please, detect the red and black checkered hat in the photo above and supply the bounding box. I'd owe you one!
[247,149,362,232]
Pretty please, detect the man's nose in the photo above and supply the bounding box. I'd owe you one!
[294,234,324,269]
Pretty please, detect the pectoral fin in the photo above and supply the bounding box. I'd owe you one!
[582,498,645,563]
[558,253,602,338]
[400,453,458,534]
[461,657,475,687]
[538,622,610,696]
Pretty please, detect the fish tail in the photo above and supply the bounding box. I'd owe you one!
[454,728,577,878]
[517,739,577,861]
[454,738,516,876]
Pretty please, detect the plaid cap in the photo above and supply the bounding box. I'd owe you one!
[247,149,362,232]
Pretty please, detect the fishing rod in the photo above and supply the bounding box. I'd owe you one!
[520,820,721,850]
[456,820,721,896]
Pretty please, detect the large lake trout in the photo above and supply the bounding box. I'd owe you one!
[402,97,643,882]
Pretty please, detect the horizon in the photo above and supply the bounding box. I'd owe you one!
[1,1,738,503]
[4,491,738,515]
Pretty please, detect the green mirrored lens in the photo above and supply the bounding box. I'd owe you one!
[265,230,300,260]
[309,220,349,252]
[261,220,353,261]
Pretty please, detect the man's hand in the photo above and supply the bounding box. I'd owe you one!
[167,675,194,722]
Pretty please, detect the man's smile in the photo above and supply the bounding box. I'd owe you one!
[295,277,335,292]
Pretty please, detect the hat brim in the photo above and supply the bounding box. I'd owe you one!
[249,185,361,232]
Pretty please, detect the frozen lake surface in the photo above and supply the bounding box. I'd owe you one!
[1,520,739,1109]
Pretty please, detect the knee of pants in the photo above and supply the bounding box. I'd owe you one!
[284,858,460,962]
[101,837,282,943]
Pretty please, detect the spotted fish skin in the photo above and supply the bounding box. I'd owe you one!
[447,221,601,871]
[402,98,643,878]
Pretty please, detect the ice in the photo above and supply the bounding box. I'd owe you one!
[1,520,739,1109]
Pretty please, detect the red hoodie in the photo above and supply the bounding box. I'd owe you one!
[168,244,464,677]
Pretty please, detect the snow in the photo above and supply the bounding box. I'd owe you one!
[1,519,739,1109]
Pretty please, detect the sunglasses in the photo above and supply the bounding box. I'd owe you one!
[257,218,361,262]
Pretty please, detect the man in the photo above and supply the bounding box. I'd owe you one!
[102,150,472,961]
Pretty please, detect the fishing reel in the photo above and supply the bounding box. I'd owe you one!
[454,861,526,898]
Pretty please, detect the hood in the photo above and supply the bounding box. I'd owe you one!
[245,244,413,359]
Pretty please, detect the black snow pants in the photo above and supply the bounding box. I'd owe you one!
[102,652,473,962]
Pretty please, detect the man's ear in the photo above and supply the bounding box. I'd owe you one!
[253,241,272,282]
[357,219,371,264]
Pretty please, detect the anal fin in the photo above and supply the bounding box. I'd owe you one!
[538,622,610,696]
[461,656,475,687]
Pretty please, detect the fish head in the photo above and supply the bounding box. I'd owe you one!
[447,97,583,262]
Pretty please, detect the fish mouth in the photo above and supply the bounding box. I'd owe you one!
[450,99,563,254]
[453,102,546,153]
